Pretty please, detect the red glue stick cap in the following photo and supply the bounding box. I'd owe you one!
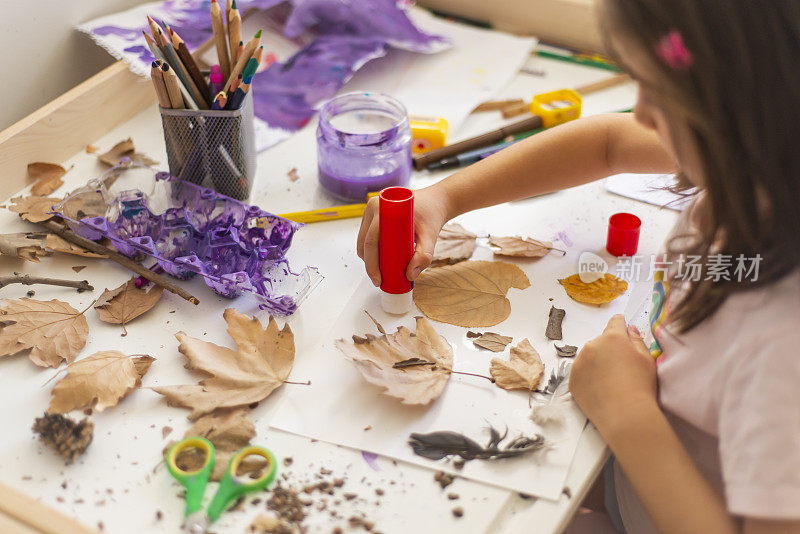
[606,212,641,256]
[379,187,414,313]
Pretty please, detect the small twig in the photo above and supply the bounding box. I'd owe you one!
[282,379,311,386]
[444,368,496,383]
[38,221,199,305]
[0,272,93,291]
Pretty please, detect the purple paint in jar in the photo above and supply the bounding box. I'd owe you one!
[317,92,412,201]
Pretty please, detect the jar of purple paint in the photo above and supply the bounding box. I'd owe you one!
[317,92,412,201]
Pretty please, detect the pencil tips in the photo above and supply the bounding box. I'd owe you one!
[254,29,262,39]
[232,0,237,8]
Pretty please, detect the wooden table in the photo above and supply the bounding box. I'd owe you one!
[0,49,676,534]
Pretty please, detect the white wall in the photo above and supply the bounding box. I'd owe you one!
[0,0,151,130]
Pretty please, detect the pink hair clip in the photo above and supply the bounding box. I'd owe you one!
[656,30,693,70]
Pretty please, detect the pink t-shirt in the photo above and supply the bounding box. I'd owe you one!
[615,199,800,531]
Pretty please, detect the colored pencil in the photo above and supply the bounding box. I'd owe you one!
[235,40,244,63]
[536,49,622,72]
[211,91,228,110]
[150,61,172,108]
[241,47,263,83]
[276,193,379,224]
[161,63,184,109]
[230,73,242,95]
[157,26,208,109]
[224,29,261,92]
[227,79,250,110]
[146,15,162,44]
[143,31,167,63]
[210,0,231,79]
[228,0,242,67]
[169,26,212,102]
[225,0,232,31]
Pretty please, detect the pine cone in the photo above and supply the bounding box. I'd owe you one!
[32,413,93,464]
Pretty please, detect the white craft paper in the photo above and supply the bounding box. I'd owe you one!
[340,9,536,135]
[605,173,691,211]
[271,237,631,501]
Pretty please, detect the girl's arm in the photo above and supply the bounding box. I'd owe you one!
[572,316,800,534]
[431,112,675,220]
[357,112,674,284]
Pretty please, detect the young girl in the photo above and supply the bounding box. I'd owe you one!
[357,0,800,532]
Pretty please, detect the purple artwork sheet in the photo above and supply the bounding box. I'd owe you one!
[78,0,447,145]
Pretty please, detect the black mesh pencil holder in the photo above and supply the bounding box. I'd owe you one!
[159,92,256,200]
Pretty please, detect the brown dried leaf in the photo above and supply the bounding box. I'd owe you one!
[28,162,71,196]
[8,196,62,223]
[86,145,99,154]
[45,234,107,258]
[48,351,154,414]
[336,315,453,405]
[472,332,513,352]
[413,260,531,327]
[558,273,628,305]
[0,298,89,368]
[432,223,477,265]
[0,233,51,262]
[489,236,561,258]
[97,138,157,167]
[171,409,261,480]
[490,339,544,391]
[94,279,163,335]
[152,309,295,419]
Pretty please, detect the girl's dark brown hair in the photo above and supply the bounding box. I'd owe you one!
[601,0,800,332]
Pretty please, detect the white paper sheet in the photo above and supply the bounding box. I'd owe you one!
[270,226,632,501]
[605,173,691,211]
[339,9,536,134]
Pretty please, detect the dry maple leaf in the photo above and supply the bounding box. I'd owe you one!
[28,162,71,196]
[472,332,513,352]
[94,278,164,336]
[152,308,295,419]
[0,233,51,262]
[48,351,154,414]
[335,314,454,405]
[489,236,564,258]
[558,273,628,305]
[432,223,477,265]
[413,260,531,327]
[167,409,264,481]
[0,298,90,368]
[97,138,158,167]
[45,234,107,258]
[8,196,62,223]
[490,338,545,391]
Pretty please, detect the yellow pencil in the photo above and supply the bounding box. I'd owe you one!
[276,193,380,224]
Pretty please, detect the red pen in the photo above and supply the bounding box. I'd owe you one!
[379,187,414,314]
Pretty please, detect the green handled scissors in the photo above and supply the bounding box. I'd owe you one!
[166,436,277,533]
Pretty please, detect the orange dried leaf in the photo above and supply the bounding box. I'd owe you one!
[490,339,544,391]
[558,273,628,305]
[413,260,531,327]
[45,234,107,258]
[48,351,154,414]
[97,138,157,167]
[0,298,89,368]
[336,315,453,405]
[152,309,295,419]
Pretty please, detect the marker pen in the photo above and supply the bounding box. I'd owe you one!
[209,64,225,100]
[379,187,414,314]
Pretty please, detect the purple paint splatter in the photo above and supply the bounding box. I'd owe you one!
[361,451,380,471]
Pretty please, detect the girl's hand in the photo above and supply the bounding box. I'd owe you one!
[356,187,451,286]
[569,314,659,436]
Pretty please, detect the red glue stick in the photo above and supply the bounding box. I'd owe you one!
[379,187,414,314]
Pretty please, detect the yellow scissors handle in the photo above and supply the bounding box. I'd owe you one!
[165,437,215,518]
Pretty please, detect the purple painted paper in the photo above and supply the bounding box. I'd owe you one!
[361,450,381,471]
[85,0,445,133]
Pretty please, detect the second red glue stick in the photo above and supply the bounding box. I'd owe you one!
[378,187,414,314]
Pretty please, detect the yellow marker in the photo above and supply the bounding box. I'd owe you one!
[530,89,582,128]
[409,115,449,154]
